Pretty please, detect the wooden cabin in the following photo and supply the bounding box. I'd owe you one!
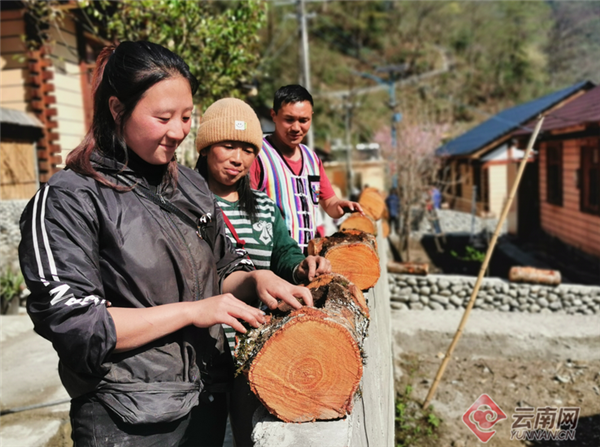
[0,2,106,187]
[513,86,600,259]
[436,82,594,226]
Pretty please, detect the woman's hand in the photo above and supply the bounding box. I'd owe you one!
[251,270,314,310]
[108,295,265,353]
[188,293,266,333]
[295,256,332,283]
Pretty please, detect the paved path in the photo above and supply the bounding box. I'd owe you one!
[1,310,70,447]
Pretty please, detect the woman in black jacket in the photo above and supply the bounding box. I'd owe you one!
[18,41,312,447]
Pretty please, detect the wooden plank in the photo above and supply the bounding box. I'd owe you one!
[0,85,27,103]
[1,57,27,70]
[0,141,38,200]
[0,68,27,85]
[0,20,24,37]
[0,10,24,20]
[0,36,26,54]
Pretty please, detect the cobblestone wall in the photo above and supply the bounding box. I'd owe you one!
[0,200,28,271]
[389,273,600,315]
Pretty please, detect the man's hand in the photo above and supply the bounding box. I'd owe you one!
[320,196,364,219]
[295,256,331,283]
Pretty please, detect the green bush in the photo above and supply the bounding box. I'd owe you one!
[1,267,25,314]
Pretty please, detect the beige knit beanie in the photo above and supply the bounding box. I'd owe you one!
[195,98,263,154]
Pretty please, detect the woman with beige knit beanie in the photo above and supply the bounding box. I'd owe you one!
[194,97,331,445]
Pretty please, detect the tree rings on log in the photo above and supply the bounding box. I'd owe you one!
[339,213,377,235]
[358,187,386,220]
[237,274,369,423]
[308,231,380,291]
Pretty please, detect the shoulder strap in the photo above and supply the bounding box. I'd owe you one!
[220,208,246,249]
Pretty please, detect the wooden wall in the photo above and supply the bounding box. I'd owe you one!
[0,9,28,112]
[487,163,507,217]
[0,141,38,200]
[47,18,86,167]
[540,140,600,258]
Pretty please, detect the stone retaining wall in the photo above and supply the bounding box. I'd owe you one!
[389,273,600,315]
[0,200,28,271]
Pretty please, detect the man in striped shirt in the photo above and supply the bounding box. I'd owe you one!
[251,85,364,253]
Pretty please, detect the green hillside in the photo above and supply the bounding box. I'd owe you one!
[250,0,600,150]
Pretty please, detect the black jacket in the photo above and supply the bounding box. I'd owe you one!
[19,153,253,424]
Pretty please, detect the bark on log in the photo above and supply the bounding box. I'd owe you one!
[308,230,380,290]
[358,187,386,220]
[387,261,429,276]
[508,266,561,285]
[339,213,377,235]
[235,274,370,423]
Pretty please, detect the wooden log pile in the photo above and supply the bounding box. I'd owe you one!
[308,230,381,291]
[236,274,370,423]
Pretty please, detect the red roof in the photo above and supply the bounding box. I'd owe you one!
[514,84,600,135]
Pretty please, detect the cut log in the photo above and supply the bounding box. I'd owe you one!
[339,213,377,235]
[358,187,386,220]
[236,274,370,423]
[509,266,561,285]
[387,261,429,276]
[381,219,390,238]
[308,231,380,290]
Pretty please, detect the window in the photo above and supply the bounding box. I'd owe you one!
[546,142,563,206]
[581,141,600,215]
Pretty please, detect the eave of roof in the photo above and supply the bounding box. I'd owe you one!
[436,81,594,158]
[0,107,43,128]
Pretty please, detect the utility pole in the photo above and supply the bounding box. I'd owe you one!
[344,97,355,195]
[297,0,314,149]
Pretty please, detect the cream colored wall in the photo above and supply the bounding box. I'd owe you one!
[47,20,86,166]
[487,164,507,217]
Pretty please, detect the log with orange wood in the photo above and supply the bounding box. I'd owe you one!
[308,229,381,290]
[235,273,370,423]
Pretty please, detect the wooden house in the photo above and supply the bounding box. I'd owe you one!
[0,1,106,194]
[436,82,594,226]
[512,85,600,259]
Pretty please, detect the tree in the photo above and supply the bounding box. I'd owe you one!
[23,0,266,108]
[374,114,447,261]
[90,0,267,108]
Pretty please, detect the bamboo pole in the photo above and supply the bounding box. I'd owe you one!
[422,116,545,409]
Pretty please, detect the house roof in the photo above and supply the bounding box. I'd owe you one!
[436,81,594,157]
[0,107,43,128]
[513,84,600,135]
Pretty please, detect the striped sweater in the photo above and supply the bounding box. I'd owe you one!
[217,190,306,355]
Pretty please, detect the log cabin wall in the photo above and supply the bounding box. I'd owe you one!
[45,17,86,167]
[540,139,600,258]
[1,10,28,112]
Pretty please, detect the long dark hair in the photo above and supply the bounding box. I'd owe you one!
[195,154,258,222]
[66,41,199,189]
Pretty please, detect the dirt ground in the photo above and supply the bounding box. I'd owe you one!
[396,352,600,447]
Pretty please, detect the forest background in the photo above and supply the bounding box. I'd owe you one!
[27,0,600,163]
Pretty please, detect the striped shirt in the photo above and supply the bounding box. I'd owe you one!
[255,138,322,253]
[217,190,306,356]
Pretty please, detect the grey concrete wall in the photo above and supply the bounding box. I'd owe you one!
[389,273,600,315]
[0,200,28,272]
[251,222,394,447]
